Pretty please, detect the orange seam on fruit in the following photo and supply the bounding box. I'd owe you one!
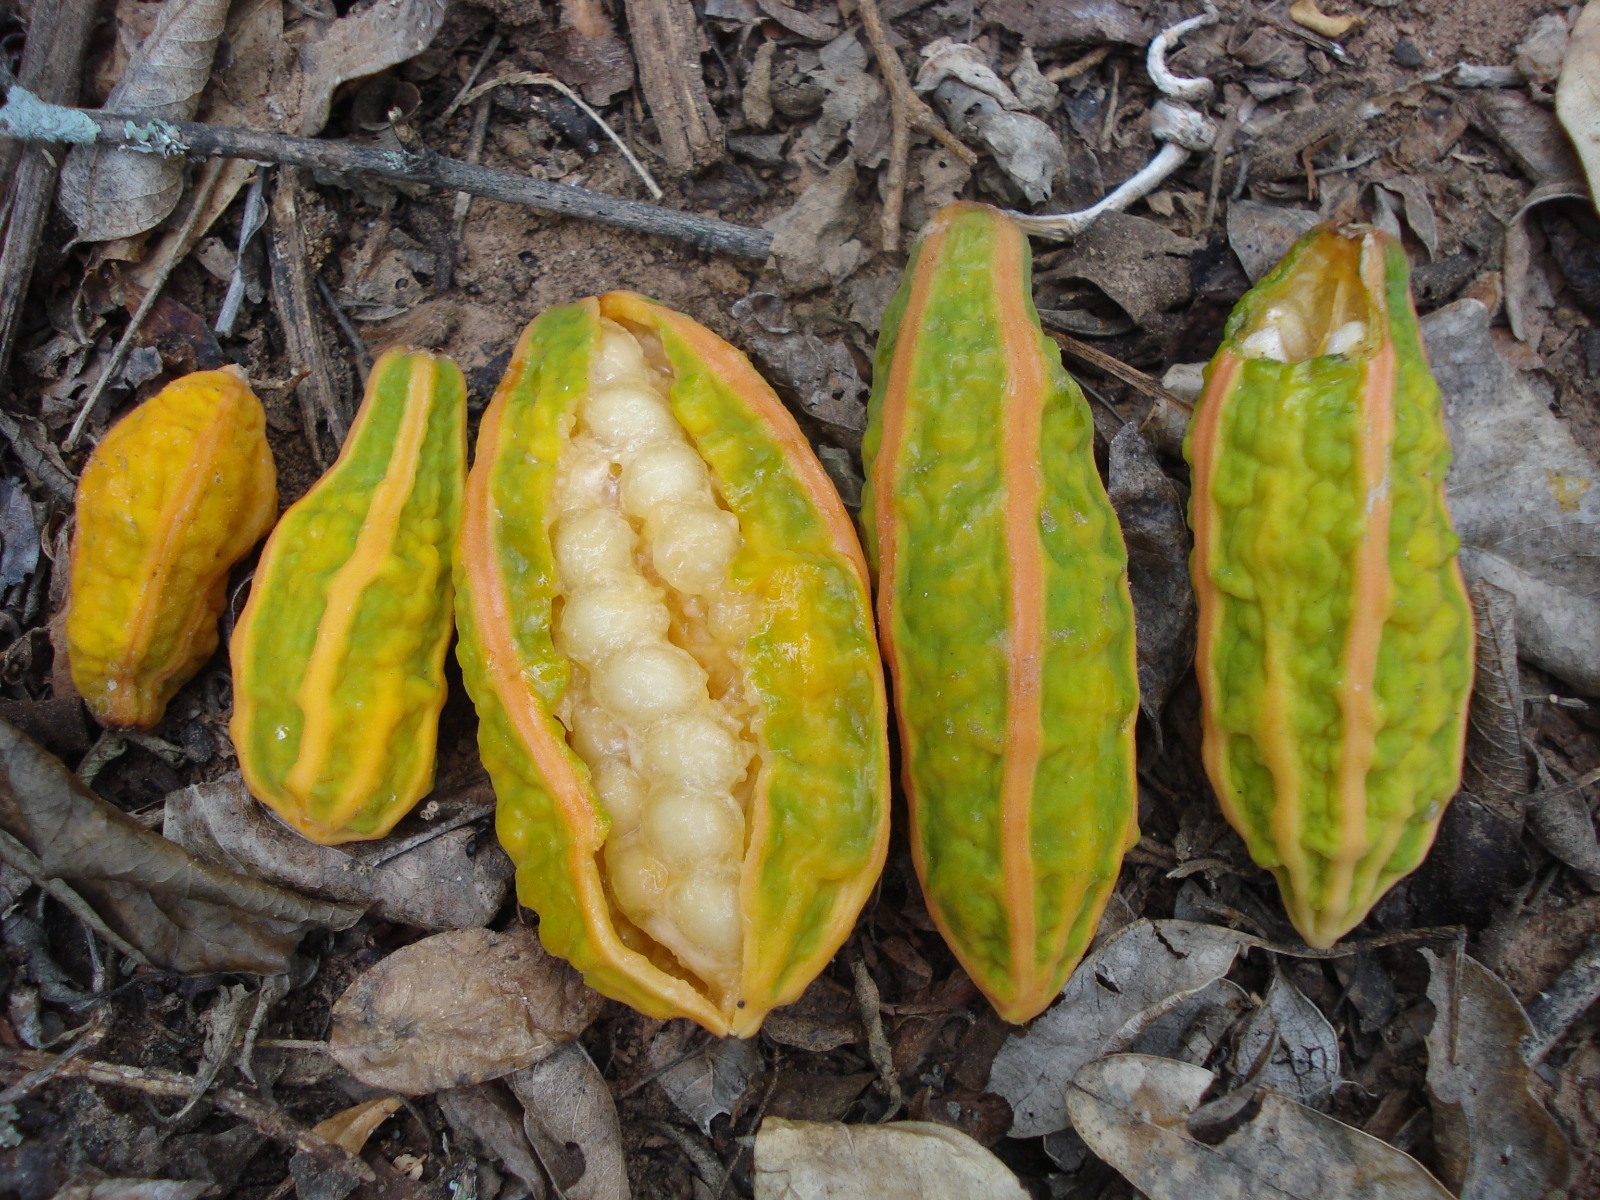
[868,210,957,976]
[282,354,437,832]
[1321,240,1398,942]
[116,375,245,713]
[991,214,1044,1011]
[1188,352,1245,838]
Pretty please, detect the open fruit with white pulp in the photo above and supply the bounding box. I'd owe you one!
[455,292,889,1036]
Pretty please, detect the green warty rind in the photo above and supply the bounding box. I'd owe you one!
[1186,228,1474,943]
[863,204,1138,1017]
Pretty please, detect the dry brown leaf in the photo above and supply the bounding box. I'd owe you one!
[975,0,1148,49]
[753,1118,1029,1200]
[1369,177,1439,260]
[312,1095,403,1154]
[1124,978,1252,1065]
[1461,581,1528,808]
[1422,949,1571,1198]
[1422,299,1600,694]
[298,0,449,137]
[163,776,513,930]
[0,718,361,973]
[1230,971,1340,1107]
[1108,423,1195,729]
[1288,0,1357,39]
[1557,1,1600,205]
[1040,213,1198,329]
[327,926,604,1095]
[765,157,867,293]
[1504,182,1591,343]
[1068,1054,1454,1199]
[647,1022,763,1134]
[58,0,231,241]
[988,921,1251,1137]
[55,1182,212,1200]
[508,1041,629,1200]
[1226,201,1321,284]
[439,1084,549,1198]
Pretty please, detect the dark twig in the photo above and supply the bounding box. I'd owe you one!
[0,0,99,392]
[0,1046,377,1181]
[856,0,976,253]
[1045,329,1193,410]
[0,85,774,260]
[267,166,349,465]
[1525,933,1600,1062]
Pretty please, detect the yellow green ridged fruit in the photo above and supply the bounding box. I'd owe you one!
[230,349,466,845]
[862,202,1140,1024]
[454,292,890,1037]
[1185,225,1474,948]
[68,366,277,730]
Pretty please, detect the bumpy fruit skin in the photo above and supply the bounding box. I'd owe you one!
[862,203,1140,1024]
[1185,226,1474,948]
[68,367,277,729]
[230,349,466,845]
[454,293,890,1037]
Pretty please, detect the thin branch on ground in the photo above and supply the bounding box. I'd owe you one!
[462,71,664,201]
[62,166,230,451]
[0,1046,377,1182]
[0,83,771,260]
[1044,328,1193,409]
[1525,933,1600,1062]
[0,827,152,966]
[855,0,976,253]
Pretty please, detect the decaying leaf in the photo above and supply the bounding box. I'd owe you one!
[1040,213,1198,330]
[1067,1054,1455,1199]
[1422,299,1600,695]
[58,0,231,241]
[1107,423,1196,729]
[54,1182,212,1200]
[1556,0,1600,204]
[1504,182,1591,344]
[507,1041,629,1200]
[298,0,449,137]
[0,478,41,591]
[732,294,868,436]
[916,39,1025,110]
[311,1096,403,1154]
[0,718,360,973]
[1461,581,1528,808]
[163,776,513,930]
[765,156,868,292]
[1422,948,1571,1198]
[1471,91,1587,185]
[439,1084,549,1199]
[975,0,1149,49]
[1369,178,1440,260]
[1526,770,1600,884]
[648,1023,763,1135]
[1124,977,1252,1065]
[794,33,887,168]
[1230,972,1340,1107]
[753,1118,1029,1200]
[928,79,1064,205]
[328,926,604,1095]
[988,921,1251,1137]
[1518,12,1573,87]
[1226,201,1321,285]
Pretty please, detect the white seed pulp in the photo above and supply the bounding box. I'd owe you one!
[550,318,758,1001]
